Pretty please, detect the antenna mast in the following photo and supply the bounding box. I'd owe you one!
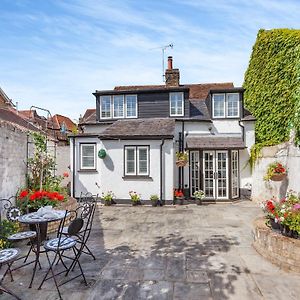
[161,43,173,82]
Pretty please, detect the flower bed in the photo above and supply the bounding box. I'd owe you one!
[253,217,300,272]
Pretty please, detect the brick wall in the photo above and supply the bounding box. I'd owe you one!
[0,121,33,200]
[253,217,300,273]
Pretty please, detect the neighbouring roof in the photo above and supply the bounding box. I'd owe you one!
[80,108,96,124]
[99,118,175,139]
[0,87,15,108]
[0,108,40,132]
[52,114,76,131]
[186,135,245,149]
[114,82,234,101]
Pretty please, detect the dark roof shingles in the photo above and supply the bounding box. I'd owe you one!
[186,135,245,149]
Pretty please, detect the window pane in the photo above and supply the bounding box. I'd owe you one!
[138,148,148,174]
[213,94,225,117]
[101,96,111,118]
[81,145,95,168]
[126,148,135,174]
[227,94,239,117]
[126,95,137,117]
[170,92,183,116]
[113,95,124,118]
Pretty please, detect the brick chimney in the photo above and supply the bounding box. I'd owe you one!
[165,56,180,87]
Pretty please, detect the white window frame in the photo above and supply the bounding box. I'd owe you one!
[226,93,240,118]
[124,146,149,176]
[231,150,239,198]
[169,92,184,117]
[125,94,138,118]
[80,143,96,170]
[113,95,124,118]
[100,95,112,119]
[137,146,149,175]
[212,93,226,118]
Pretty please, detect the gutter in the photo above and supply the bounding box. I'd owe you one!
[160,138,165,204]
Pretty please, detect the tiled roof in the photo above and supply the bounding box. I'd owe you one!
[99,118,175,139]
[114,82,234,100]
[0,108,40,132]
[52,114,76,131]
[189,100,210,120]
[80,109,96,124]
[186,135,245,149]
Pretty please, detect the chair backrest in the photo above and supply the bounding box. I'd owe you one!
[0,196,21,224]
[78,192,98,203]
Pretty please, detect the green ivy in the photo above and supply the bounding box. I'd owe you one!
[244,29,300,165]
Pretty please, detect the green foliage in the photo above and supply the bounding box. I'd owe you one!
[150,194,159,201]
[101,191,115,201]
[244,29,300,165]
[0,220,19,249]
[175,151,188,161]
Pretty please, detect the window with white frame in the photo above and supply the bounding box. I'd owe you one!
[80,143,96,170]
[126,95,137,118]
[170,92,184,116]
[124,146,149,176]
[100,96,111,118]
[212,93,240,118]
[113,95,124,118]
[227,93,239,117]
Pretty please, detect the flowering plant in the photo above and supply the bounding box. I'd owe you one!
[129,191,140,202]
[17,189,65,212]
[264,161,286,181]
[176,151,188,161]
[174,189,184,198]
[193,190,204,199]
[102,191,115,202]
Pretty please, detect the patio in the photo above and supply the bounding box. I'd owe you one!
[2,201,300,300]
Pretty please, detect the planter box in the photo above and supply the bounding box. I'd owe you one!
[176,160,187,167]
[270,173,286,181]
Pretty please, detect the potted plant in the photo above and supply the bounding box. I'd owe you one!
[174,189,184,205]
[193,190,204,205]
[264,161,287,181]
[102,191,115,206]
[129,191,141,206]
[175,151,188,167]
[150,194,159,207]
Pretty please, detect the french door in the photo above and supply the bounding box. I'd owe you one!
[203,150,229,200]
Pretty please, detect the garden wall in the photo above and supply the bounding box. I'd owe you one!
[0,121,33,199]
[252,141,300,203]
[56,145,70,186]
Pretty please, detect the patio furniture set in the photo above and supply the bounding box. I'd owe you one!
[0,195,97,300]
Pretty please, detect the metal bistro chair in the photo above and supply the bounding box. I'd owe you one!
[0,243,21,300]
[38,211,87,300]
[0,197,38,274]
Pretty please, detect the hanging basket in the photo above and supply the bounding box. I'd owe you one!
[176,160,187,167]
[270,173,286,181]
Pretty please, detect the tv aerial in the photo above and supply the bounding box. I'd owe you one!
[150,43,174,82]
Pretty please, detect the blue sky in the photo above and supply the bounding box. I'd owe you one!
[0,0,300,120]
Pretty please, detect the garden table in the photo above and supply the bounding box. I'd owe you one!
[18,210,67,288]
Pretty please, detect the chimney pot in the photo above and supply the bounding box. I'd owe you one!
[167,56,173,70]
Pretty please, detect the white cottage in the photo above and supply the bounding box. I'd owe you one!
[70,57,255,202]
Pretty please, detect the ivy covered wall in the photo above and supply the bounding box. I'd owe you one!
[243,29,300,163]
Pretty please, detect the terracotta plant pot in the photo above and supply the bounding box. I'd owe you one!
[270,173,286,181]
[104,200,112,206]
[176,160,187,167]
[196,199,203,206]
[269,218,280,230]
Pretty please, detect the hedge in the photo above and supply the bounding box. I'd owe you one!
[243,29,300,165]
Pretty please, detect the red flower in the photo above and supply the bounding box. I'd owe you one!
[30,194,36,201]
[19,190,29,198]
[63,172,69,178]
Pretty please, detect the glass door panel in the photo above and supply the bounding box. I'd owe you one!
[231,150,239,198]
[203,151,215,198]
[216,151,228,199]
[190,151,200,195]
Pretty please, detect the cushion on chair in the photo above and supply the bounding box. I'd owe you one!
[44,237,76,251]
[0,248,19,264]
[8,231,37,241]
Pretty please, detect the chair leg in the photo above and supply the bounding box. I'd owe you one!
[76,259,87,286]
[23,244,33,263]
[1,263,13,283]
[39,252,62,300]
[83,244,96,260]
[0,283,21,300]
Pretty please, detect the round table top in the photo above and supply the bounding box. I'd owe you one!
[18,210,67,224]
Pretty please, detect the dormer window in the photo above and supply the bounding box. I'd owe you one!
[170,92,184,116]
[212,93,240,118]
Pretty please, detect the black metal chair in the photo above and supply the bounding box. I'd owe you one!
[0,245,21,300]
[38,211,88,300]
[0,197,38,273]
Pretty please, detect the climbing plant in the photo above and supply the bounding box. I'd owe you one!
[243,29,300,167]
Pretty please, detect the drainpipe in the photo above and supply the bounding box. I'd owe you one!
[160,138,165,204]
[71,136,76,198]
[238,120,245,142]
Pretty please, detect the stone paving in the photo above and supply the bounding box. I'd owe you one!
[2,201,300,299]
